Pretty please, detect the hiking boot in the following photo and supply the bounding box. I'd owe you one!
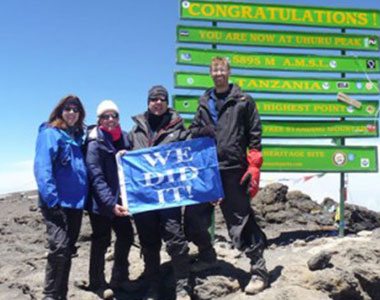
[143,287,159,300]
[176,290,191,300]
[244,274,268,295]
[86,284,114,299]
[142,281,160,300]
[109,279,143,292]
[190,258,218,273]
[92,286,114,299]
[74,280,114,299]
[175,278,191,300]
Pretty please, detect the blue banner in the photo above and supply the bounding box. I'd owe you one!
[117,137,224,215]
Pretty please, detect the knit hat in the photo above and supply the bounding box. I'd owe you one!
[97,100,119,117]
[148,85,168,102]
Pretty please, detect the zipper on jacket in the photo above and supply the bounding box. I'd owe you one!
[152,117,182,145]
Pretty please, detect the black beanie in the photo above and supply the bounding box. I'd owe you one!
[148,85,168,102]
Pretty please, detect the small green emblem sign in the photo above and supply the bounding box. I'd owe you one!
[177,47,380,73]
[177,25,379,51]
[175,72,379,94]
[261,145,378,172]
[180,1,380,29]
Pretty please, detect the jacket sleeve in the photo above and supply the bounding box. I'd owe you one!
[86,141,116,216]
[189,105,206,138]
[177,119,193,141]
[33,128,60,207]
[123,132,132,150]
[245,98,262,151]
[127,127,136,149]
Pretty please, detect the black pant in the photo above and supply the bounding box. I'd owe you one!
[88,212,134,287]
[134,207,189,280]
[185,169,268,280]
[41,206,83,300]
[184,202,216,261]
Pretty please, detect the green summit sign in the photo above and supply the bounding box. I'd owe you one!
[183,118,377,138]
[263,121,378,138]
[175,72,379,94]
[177,47,380,73]
[180,1,380,30]
[261,145,377,172]
[177,25,379,51]
[173,96,379,118]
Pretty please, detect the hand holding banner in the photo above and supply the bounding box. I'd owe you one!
[116,137,224,215]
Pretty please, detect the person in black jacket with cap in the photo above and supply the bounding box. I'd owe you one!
[129,85,191,300]
[85,100,134,299]
[185,57,269,295]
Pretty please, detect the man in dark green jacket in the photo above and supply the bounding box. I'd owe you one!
[185,57,268,295]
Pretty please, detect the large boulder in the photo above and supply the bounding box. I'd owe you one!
[253,183,335,230]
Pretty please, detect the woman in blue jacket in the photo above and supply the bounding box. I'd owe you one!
[85,100,134,299]
[34,95,88,300]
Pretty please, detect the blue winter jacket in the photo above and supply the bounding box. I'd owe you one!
[34,123,88,209]
[85,126,130,218]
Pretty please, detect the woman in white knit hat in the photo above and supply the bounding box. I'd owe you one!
[84,100,135,299]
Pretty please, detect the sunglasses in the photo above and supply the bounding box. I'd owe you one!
[149,97,167,103]
[63,106,80,113]
[100,112,119,120]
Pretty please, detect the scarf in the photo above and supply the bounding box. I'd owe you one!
[99,125,122,141]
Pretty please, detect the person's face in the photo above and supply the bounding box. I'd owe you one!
[99,110,119,130]
[62,104,80,127]
[210,63,230,90]
[148,96,168,116]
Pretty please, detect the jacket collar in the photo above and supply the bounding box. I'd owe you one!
[40,122,84,146]
[87,126,128,153]
[199,84,244,108]
[132,108,183,135]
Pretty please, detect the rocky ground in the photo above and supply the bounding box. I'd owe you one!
[0,183,379,300]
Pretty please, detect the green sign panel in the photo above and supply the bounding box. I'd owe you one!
[263,121,378,138]
[261,145,377,172]
[180,1,380,30]
[183,118,377,138]
[255,100,379,118]
[175,72,379,94]
[177,25,379,51]
[173,96,379,118]
[177,47,380,73]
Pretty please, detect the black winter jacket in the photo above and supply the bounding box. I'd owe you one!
[129,109,189,149]
[85,126,130,218]
[190,84,262,170]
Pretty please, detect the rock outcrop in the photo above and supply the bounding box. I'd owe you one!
[0,187,379,300]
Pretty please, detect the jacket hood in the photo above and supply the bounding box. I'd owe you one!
[131,108,182,133]
[86,125,128,144]
[38,122,50,133]
[87,125,99,142]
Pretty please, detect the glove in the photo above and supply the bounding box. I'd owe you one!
[193,125,216,138]
[240,149,263,199]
